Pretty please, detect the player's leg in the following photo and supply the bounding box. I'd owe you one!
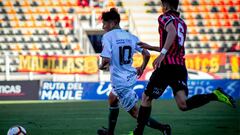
[173,65,236,111]
[129,96,171,134]
[114,85,154,135]
[171,76,218,111]
[126,92,170,134]
[133,68,170,135]
[128,104,138,119]
[133,92,152,135]
[173,85,235,111]
[97,91,119,135]
[108,91,119,135]
[169,65,216,111]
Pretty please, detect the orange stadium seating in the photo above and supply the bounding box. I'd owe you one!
[144,0,239,54]
[0,0,239,73]
[0,0,127,72]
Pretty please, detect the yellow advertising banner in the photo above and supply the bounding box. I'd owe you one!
[185,53,226,73]
[17,53,239,76]
[133,53,239,73]
[228,54,240,79]
[18,55,99,74]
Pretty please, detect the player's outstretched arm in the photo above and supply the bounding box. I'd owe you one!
[137,42,160,52]
[161,22,177,51]
[153,22,177,69]
[99,57,110,71]
[137,49,150,78]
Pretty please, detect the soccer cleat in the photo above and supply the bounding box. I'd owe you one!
[161,124,171,135]
[97,127,108,135]
[127,130,141,135]
[213,87,236,108]
[128,131,134,135]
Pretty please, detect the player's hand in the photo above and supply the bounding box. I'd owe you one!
[99,64,109,71]
[136,67,144,78]
[137,42,151,49]
[153,53,165,69]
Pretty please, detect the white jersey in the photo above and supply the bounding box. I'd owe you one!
[101,29,143,89]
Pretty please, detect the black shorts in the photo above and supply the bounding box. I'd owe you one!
[145,64,188,99]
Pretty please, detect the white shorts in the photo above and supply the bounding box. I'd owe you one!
[112,86,138,112]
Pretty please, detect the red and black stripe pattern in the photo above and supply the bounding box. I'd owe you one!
[158,10,187,65]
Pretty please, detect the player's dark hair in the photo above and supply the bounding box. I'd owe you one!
[161,0,179,10]
[102,8,120,24]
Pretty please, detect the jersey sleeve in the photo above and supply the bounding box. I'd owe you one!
[100,35,112,58]
[158,15,173,29]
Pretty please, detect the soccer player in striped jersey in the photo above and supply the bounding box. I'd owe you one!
[131,0,236,135]
[97,8,171,135]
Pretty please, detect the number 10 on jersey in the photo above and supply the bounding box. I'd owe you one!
[119,46,132,65]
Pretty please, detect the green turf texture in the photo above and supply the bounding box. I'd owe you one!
[0,100,239,135]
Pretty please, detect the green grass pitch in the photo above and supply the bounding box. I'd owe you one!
[0,100,239,135]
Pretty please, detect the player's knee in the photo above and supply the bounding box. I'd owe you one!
[177,101,187,111]
[129,106,138,119]
[109,100,118,107]
[179,106,187,111]
[141,93,152,107]
[108,94,118,107]
[131,110,138,119]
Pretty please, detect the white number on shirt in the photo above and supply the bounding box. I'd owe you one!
[177,23,184,46]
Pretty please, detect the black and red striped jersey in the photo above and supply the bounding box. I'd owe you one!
[158,10,187,65]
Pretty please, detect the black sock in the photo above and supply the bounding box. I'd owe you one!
[108,107,119,134]
[134,106,151,135]
[186,93,217,111]
[146,117,166,131]
[146,117,165,131]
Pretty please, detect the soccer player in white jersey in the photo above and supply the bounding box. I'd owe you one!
[97,8,170,135]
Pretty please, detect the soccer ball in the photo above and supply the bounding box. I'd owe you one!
[7,125,27,135]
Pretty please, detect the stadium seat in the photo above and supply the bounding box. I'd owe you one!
[17,8,24,14]
[4,1,12,7]
[51,8,58,14]
[228,35,236,41]
[228,6,236,12]
[3,15,9,21]
[14,1,21,6]
[236,28,240,33]
[211,7,218,12]
[220,6,227,12]
[20,15,26,21]
[182,0,190,5]
[210,36,217,41]
[0,8,6,13]
[205,20,212,26]
[219,35,226,41]
[197,21,204,26]
[193,36,199,41]
[233,21,239,26]
[196,14,202,19]
[201,35,208,42]
[209,0,216,5]
[22,0,29,6]
[8,30,13,35]
[191,0,199,5]
[217,28,224,34]
[30,1,38,6]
